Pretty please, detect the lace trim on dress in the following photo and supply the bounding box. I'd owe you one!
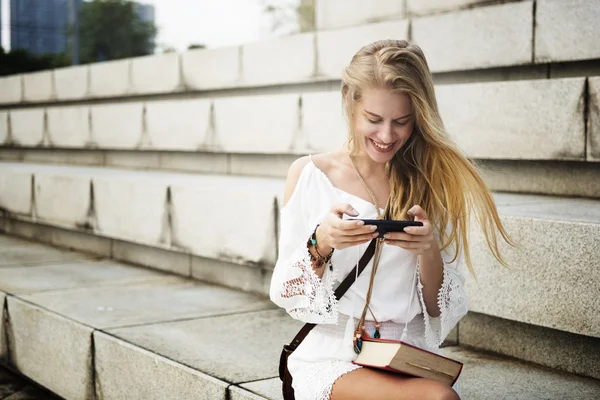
[279,245,339,324]
[291,359,362,400]
[416,261,468,349]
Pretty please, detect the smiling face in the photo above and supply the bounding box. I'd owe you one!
[352,87,415,164]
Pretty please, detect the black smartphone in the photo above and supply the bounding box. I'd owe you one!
[349,219,423,235]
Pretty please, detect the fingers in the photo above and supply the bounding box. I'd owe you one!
[332,203,359,218]
[340,231,380,244]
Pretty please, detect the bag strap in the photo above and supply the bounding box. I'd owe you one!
[285,239,378,351]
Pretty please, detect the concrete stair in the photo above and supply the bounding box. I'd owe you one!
[0,162,599,383]
[0,0,599,397]
[1,234,599,400]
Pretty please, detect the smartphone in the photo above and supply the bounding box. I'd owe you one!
[349,219,423,235]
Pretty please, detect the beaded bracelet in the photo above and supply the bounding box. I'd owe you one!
[307,224,334,269]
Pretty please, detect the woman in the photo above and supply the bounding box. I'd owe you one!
[270,40,512,400]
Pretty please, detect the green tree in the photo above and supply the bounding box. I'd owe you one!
[79,0,157,64]
[0,47,70,77]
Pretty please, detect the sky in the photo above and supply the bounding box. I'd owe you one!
[143,0,278,51]
[0,0,296,53]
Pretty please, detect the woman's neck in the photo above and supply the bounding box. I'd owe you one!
[349,151,388,180]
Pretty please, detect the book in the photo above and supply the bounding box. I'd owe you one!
[352,338,463,386]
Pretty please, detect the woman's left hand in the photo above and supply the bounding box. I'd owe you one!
[383,205,435,256]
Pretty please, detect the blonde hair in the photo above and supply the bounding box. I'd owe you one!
[341,40,513,274]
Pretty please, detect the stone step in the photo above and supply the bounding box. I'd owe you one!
[1,163,599,379]
[0,0,598,105]
[0,235,598,400]
[1,150,599,199]
[0,77,595,162]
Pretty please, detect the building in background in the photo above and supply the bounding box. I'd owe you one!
[6,0,82,55]
[1,0,153,55]
[134,2,155,53]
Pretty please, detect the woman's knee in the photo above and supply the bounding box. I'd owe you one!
[429,385,460,400]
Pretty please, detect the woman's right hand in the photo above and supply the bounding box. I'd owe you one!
[316,203,379,251]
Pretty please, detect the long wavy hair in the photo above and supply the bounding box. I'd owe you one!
[342,40,513,274]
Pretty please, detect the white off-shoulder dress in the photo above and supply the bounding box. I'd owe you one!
[270,160,468,400]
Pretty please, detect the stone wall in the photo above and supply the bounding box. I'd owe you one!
[0,0,599,378]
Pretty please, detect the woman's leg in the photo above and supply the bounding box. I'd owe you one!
[330,368,460,400]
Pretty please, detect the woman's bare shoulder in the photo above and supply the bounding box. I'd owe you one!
[311,151,346,176]
[283,152,343,206]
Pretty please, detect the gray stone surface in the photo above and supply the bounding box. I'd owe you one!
[317,0,405,30]
[10,108,45,147]
[0,167,31,216]
[494,193,600,224]
[242,33,315,86]
[0,242,92,268]
[33,171,90,229]
[89,59,130,98]
[407,0,497,15]
[478,160,600,199]
[228,154,296,178]
[317,20,409,79]
[182,46,240,90]
[191,255,268,296]
[22,71,53,103]
[103,151,161,170]
[0,149,23,161]
[112,239,191,276]
[0,111,8,144]
[170,175,282,265]
[0,292,6,362]
[459,312,600,380]
[0,219,112,258]
[90,102,143,149]
[230,385,272,400]
[0,75,22,105]
[302,91,347,152]
[239,378,281,400]
[467,195,600,338]
[441,346,600,399]
[214,94,299,153]
[145,98,211,150]
[437,78,586,160]
[130,53,181,95]
[92,171,167,246]
[535,0,600,63]
[46,106,90,148]
[107,309,303,384]
[589,77,600,161]
[21,150,105,167]
[54,65,89,101]
[6,297,94,400]
[20,278,274,329]
[93,331,228,400]
[413,1,533,72]
[0,259,170,294]
[159,152,229,174]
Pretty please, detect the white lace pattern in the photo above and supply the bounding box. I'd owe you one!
[278,245,339,324]
[416,257,468,349]
[291,359,361,400]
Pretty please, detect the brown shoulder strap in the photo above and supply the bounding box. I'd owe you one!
[285,239,377,351]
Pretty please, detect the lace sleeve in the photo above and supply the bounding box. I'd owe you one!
[416,239,468,349]
[271,244,339,324]
[269,163,339,324]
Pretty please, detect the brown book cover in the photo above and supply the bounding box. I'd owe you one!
[352,338,463,386]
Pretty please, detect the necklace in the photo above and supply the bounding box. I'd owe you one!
[349,155,390,352]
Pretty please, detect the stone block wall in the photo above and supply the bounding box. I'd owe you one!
[0,0,599,379]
